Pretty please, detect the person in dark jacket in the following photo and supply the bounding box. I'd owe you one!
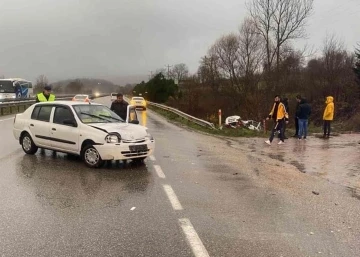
[110,93,128,120]
[281,97,289,139]
[293,95,302,137]
[296,98,311,140]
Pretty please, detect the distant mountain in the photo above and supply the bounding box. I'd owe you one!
[52,78,119,94]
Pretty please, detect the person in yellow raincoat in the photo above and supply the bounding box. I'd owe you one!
[323,96,334,138]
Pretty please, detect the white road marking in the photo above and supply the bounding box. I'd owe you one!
[163,184,183,210]
[179,218,210,257]
[130,207,136,211]
[0,117,14,122]
[149,155,156,161]
[154,165,166,178]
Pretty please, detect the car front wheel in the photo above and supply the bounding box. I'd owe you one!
[81,145,104,168]
[21,133,38,155]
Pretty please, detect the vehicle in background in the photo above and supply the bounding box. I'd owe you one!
[72,94,90,102]
[13,101,155,168]
[110,92,117,101]
[0,78,33,99]
[130,96,146,110]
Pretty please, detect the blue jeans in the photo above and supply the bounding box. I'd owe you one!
[298,119,308,139]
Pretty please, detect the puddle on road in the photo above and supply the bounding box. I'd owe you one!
[243,134,360,195]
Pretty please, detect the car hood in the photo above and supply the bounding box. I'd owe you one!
[88,123,147,140]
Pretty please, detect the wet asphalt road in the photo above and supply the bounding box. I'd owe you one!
[0,97,359,257]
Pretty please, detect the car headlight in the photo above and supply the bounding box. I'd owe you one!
[105,133,121,143]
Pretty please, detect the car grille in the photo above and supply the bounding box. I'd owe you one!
[121,149,149,157]
[122,139,146,144]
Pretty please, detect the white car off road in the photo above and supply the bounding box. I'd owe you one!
[13,101,155,168]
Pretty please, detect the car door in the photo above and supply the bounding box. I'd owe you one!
[29,105,53,147]
[126,105,139,124]
[50,105,79,153]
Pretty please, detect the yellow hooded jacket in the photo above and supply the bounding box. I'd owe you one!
[269,102,289,121]
[323,96,334,121]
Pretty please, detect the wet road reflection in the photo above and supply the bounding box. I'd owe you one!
[258,135,360,191]
[15,150,153,210]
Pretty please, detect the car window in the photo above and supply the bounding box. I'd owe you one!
[31,106,41,119]
[36,106,53,122]
[53,106,74,125]
[73,104,124,123]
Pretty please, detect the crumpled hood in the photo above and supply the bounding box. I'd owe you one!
[326,96,333,104]
[89,123,148,140]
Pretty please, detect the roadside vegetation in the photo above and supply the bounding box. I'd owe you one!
[133,0,360,134]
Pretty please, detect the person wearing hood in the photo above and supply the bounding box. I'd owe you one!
[323,96,334,138]
[296,98,311,140]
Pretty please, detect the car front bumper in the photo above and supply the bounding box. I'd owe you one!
[94,139,155,160]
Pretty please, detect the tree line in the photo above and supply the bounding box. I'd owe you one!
[138,0,360,130]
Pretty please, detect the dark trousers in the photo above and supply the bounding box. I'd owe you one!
[269,119,285,142]
[294,118,299,135]
[323,120,331,136]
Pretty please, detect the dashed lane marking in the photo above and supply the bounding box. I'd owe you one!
[179,218,210,257]
[163,184,183,210]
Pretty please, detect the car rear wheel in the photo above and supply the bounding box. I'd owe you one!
[21,133,38,155]
[81,145,104,168]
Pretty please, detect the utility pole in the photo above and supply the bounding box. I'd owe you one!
[165,65,172,79]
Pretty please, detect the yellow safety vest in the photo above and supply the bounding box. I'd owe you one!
[37,93,55,102]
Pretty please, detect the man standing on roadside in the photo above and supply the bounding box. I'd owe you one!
[110,93,128,120]
[265,95,289,145]
[293,95,302,137]
[35,84,55,102]
[296,98,311,140]
[323,96,334,138]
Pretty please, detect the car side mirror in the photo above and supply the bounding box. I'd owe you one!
[63,119,77,127]
[130,120,139,125]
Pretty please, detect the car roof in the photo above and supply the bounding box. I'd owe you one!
[74,94,88,97]
[34,101,101,106]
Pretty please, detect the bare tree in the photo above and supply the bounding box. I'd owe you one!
[210,33,240,89]
[170,63,189,82]
[238,18,264,82]
[247,0,313,71]
[35,74,49,92]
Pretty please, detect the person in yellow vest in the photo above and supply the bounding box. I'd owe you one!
[36,85,55,102]
[265,95,289,145]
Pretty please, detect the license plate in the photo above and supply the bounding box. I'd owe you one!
[129,144,148,152]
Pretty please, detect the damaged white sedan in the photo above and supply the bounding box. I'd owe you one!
[13,101,155,168]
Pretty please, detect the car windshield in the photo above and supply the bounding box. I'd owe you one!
[133,97,144,101]
[73,104,124,123]
[0,81,14,93]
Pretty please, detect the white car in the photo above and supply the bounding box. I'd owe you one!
[72,94,91,102]
[130,96,147,110]
[13,101,155,168]
[110,92,117,101]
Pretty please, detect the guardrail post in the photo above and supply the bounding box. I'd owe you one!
[218,109,222,129]
[263,119,266,134]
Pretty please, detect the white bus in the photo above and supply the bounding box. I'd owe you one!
[0,78,33,99]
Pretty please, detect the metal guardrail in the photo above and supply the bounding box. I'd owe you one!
[0,94,108,106]
[124,96,215,129]
[0,94,76,103]
[147,101,216,130]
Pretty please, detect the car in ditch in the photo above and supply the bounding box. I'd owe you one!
[13,101,155,168]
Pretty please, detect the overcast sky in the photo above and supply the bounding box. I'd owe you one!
[0,0,359,84]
